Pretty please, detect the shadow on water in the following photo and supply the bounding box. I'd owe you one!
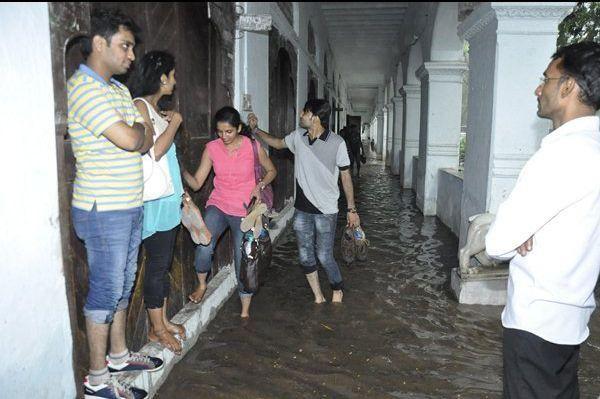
[158,162,600,399]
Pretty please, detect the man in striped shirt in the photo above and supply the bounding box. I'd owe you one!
[68,8,158,399]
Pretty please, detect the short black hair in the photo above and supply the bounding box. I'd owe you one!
[128,51,175,98]
[81,8,140,59]
[552,41,600,110]
[303,99,331,129]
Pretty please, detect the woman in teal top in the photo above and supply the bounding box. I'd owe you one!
[129,51,185,355]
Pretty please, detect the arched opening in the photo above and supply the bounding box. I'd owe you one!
[308,21,316,59]
[269,42,296,211]
[307,69,317,100]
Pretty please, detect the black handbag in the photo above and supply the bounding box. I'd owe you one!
[240,217,272,293]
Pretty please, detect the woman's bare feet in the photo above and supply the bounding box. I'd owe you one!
[188,284,207,304]
[148,328,182,355]
[314,295,326,304]
[332,290,343,303]
[165,321,186,341]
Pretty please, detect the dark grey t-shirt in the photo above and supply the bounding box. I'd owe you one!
[284,129,350,214]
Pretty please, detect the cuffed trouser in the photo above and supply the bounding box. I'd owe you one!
[293,209,344,290]
[503,327,580,399]
[72,204,143,324]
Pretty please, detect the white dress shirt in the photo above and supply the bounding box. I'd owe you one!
[486,116,600,345]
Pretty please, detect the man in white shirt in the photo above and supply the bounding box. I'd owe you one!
[486,42,600,398]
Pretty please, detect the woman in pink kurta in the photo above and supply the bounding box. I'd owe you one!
[183,106,276,318]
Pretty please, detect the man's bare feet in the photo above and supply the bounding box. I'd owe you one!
[240,295,252,318]
[148,328,182,355]
[332,290,343,303]
[189,284,207,304]
[314,295,326,304]
[165,321,186,341]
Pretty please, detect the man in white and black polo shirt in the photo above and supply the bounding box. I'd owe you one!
[250,99,360,303]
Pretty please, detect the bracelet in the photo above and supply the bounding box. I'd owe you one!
[347,208,357,213]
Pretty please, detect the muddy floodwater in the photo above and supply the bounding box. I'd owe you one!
[158,163,600,399]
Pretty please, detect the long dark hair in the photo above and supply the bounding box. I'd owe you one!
[128,50,175,99]
[214,106,255,140]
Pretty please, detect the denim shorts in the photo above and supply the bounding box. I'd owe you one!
[72,204,143,324]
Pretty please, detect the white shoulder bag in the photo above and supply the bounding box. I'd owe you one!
[134,98,175,202]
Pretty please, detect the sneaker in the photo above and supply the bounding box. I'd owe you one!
[84,376,148,399]
[107,352,164,374]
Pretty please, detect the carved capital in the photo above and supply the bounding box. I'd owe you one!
[400,84,421,100]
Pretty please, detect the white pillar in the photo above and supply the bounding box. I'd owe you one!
[376,111,384,159]
[399,84,421,188]
[457,2,574,246]
[416,61,467,215]
[0,3,76,397]
[382,107,389,162]
[391,96,404,175]
[385,102,394,166]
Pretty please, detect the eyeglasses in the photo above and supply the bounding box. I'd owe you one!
[539,76,566,85]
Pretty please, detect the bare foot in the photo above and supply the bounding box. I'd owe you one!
[165,321,186,341]
[148,328,182,355]
[189,285,207,304]
[240,311,250,318]
[332,290,343,303]
[314,295,326,304]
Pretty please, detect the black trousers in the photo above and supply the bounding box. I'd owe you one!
[503,327,580,399]
[142,226,178,309]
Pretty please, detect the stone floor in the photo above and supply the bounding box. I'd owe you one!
[157,162,600,399]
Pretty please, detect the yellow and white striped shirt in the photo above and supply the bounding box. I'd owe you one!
[67,64,144,211]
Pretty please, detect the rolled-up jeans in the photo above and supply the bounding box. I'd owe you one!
[194,205,251,296]
[72,204,143,324]
[293,209,344,290]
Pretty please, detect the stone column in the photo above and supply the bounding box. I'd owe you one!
[399,84,420,188]
[385,102,394,166]
[376,110,384,160]
[415,61,467,215]
[391,96,403,175]
[457,2,574,246]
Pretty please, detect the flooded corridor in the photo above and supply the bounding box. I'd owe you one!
[157,163,600,399]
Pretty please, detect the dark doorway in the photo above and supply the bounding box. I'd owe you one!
[269,29,297,211]
[48,3,236,392]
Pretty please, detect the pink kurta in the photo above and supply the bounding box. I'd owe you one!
[206,136,256,217]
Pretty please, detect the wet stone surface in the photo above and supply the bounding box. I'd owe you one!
[157,163,600,398]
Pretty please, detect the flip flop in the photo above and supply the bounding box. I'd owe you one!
[241,202,267,232]
[182,198,212,245]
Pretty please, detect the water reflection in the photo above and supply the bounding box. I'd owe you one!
[158,163,600,399]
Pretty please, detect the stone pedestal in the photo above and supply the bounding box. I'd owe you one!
[451,255,508,305]
[399,84,420,188]
[391,96,403,175]
[376,111,384,160]
[416,61,467,215]
[457,2,574,247]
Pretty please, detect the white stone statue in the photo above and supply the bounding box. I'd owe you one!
[458,213,496,276]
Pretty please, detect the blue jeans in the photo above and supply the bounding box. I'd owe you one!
[72,204,143,324]
[293,209,344,290]
[194,205,251,296]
